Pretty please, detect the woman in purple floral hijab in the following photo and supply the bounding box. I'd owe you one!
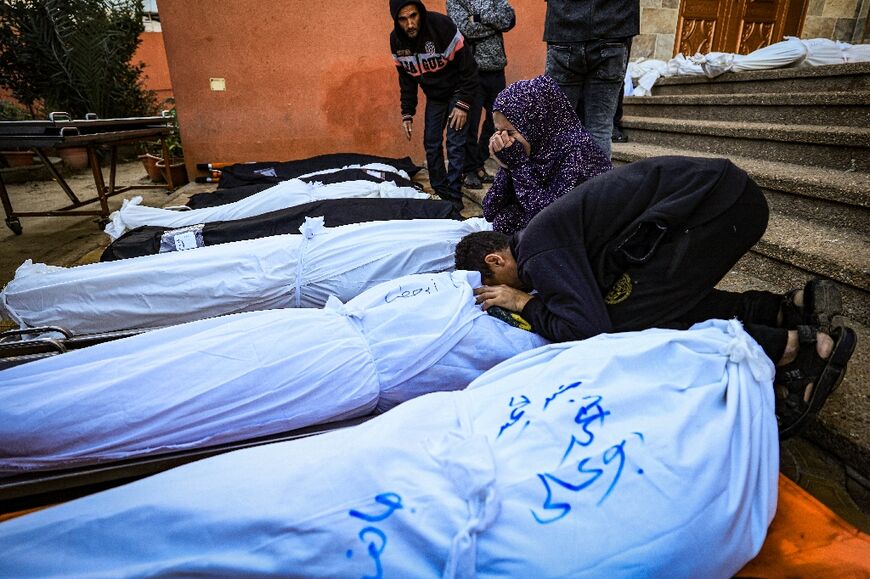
[482,75,612,234]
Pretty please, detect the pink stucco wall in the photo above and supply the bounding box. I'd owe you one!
[157,1,546,176]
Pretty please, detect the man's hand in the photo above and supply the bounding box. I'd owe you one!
[489,130,516,168]
[403,119,413,140]
[474,284,533,313]
[448,107,467,131]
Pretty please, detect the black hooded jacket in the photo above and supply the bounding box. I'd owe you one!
[389,0,478,119]
[513,156,756,342]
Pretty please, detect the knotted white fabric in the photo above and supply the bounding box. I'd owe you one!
[0,270,547,473]
[293,216,326,307]
[104,177,429,240]
[0,320,777,578]
[0,218,491,334]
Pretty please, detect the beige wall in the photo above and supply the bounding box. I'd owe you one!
[634,0,681,61]
[803,0,869,42]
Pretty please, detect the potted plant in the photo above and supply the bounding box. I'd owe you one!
[0,99,35,167]
[154,105,188,187]
[137,143,165,182]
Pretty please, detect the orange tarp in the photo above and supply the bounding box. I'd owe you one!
[2,474,869,574]
[738,475,870,577]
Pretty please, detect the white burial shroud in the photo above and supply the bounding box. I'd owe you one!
[0,217,490,334]
[0,270,548,473]
[0,320,778,578]
[104,171,429,240]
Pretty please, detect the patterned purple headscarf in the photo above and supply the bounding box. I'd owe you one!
[482,75,612,234]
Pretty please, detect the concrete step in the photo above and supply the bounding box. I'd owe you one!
[620,116,870,172]
[612,143,870,234]
[611,146,869,323]
[623,91,870,127]
[651,61,870,96]
[754,213,869,322]
[717,266,870,482]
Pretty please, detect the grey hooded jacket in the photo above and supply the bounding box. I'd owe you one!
[446,0,515,72]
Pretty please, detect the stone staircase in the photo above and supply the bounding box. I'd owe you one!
[614,61,870,479]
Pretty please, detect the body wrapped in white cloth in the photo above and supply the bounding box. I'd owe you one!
[0,320,778,578]
[0,271,547,473]
[105,168,428,240]
[0,217,490,334]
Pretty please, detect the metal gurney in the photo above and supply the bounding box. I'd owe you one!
[0,112,175,234]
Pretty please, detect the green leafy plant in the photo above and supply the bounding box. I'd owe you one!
[0,99,32,121]
[137,98,182,160]
[163,102,183,159]
[0,0,157,119]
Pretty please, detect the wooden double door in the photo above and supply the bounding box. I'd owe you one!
[675,0,809,56]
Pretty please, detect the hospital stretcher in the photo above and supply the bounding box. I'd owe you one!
[0,325,151,370]
[0,113,176,234]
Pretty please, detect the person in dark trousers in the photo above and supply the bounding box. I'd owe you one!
[543,0,639,159]
[390,0,479,210]
[446,0,516,190]
[455,155,857,439]
[612,37,633,144]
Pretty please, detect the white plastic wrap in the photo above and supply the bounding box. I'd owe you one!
[841,40,870,63]
[104,177,429,240]
[627,58,670,97]
[0,217,491,334]
[0,270,547,473]
[628,36,869,94]
[0,320,778,577]
[794,37,847,67]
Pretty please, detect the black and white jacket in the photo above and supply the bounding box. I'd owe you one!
[390,0,479,121]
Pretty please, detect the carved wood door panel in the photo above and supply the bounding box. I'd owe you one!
[675,0,808,56]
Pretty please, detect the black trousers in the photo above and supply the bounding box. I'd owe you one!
[608,177,788,362]
[463,69,507,174]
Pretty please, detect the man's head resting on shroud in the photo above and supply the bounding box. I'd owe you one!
[455,231,526,289]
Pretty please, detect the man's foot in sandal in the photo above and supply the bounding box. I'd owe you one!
[774,324,857,439]
[780,279,842,330]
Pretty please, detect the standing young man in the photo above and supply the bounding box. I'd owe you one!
[390,0,479,210]
[543,0,639,159]
[446,0,516,189]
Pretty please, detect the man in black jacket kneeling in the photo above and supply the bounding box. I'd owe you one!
[455,155,857,440]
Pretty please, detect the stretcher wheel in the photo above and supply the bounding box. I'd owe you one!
[5,217,22,235]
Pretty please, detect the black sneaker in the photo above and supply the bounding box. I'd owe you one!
[476,168,495,184]
[463,172,483,189]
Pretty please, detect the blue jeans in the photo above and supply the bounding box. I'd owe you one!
[545,39,630,159]
[424,96,468,200]
[463,70,507,174]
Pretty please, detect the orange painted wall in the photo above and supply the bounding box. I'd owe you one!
[157,1,546,176]
[133,31,174,105]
